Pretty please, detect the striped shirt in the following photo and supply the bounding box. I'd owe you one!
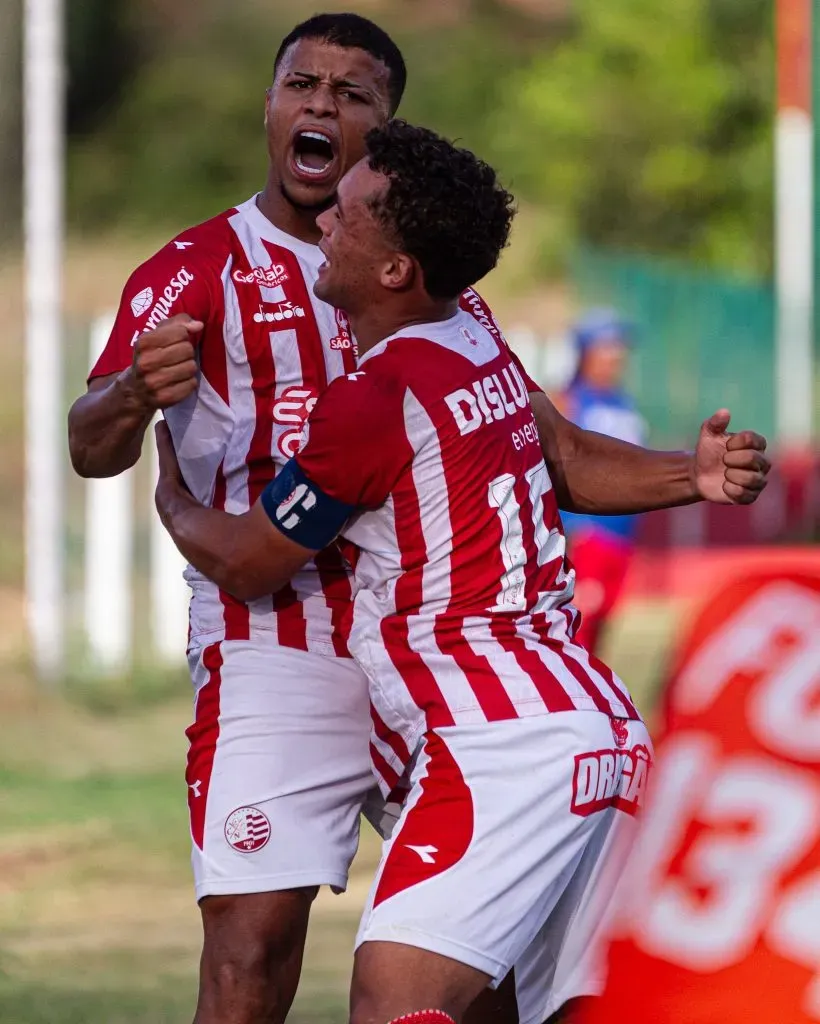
[91,196,357,655]
[293,295,642,792]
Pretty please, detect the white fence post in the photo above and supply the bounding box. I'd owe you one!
[24,0,65,684]
[83,314,133,673]
[148,419,190,665]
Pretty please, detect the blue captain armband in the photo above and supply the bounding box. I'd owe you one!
[260,460,357,550]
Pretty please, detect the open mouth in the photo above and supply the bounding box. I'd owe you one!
[291,129,337,179]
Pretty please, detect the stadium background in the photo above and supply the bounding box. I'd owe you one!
[0,0,817,1021]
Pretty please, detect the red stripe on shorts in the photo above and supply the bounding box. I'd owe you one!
[374,732,473,909]
[185,642,223,850]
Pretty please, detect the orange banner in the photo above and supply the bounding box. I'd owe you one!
[588,568,820,1023]
[778,0,812,112]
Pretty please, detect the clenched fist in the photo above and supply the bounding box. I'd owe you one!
[128,314,204,410]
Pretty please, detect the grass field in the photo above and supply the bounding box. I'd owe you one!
[0,587,678,1024]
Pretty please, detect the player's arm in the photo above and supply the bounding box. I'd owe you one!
[528,389,770,512]
[154,423,339,600]
[68,243,212,478]
[154,371,403,600]
[68,316,203,478]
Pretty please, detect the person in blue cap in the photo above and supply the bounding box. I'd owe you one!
[560,309,647,655]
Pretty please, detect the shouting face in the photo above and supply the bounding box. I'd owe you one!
[266,39,392,213]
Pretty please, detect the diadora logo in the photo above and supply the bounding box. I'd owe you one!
[445,363,529,436]
[405,844,438,864]
[233,264,289,290]
[272,386,318,458]
[131,268,196,329]
[571,744,652,819]
[276,483,317,530]
[253,301,305,324]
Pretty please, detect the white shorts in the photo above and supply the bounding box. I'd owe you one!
[355,711,653,1024]
[186,640,378,901]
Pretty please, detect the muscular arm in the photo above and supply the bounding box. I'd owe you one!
[153,422,319,602]
[68,372,154,478]
[530,391,697,514]
[67,315,202,479]
[529,390,769,513]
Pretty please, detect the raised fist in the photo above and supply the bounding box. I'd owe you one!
[130,314,204,410]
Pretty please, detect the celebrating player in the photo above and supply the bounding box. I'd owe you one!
[68,14,771,1024]
[152,121,766,1024]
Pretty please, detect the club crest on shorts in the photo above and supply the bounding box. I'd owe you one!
[224,806,271,853]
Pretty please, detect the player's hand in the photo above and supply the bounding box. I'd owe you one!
[128,314,203,410]
[693,409,771,505]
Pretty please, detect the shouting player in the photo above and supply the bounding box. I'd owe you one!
[68,14,771,1024]
[153,122,768,1024]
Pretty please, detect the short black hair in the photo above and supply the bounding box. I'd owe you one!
[274,13,407,114]
[365,121,516,301]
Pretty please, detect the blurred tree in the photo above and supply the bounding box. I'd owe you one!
[0,0,22,244]
[63,0,773,278]
[489,0,773,275]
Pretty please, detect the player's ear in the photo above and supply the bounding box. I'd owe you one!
[380,251,415,293]
[264,87,272,128]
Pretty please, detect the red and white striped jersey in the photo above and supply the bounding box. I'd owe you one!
[91,196,358,655]
[294,293,642,793]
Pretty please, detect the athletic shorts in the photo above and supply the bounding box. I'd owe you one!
[355,711,653,1024]
[186,640,379,901]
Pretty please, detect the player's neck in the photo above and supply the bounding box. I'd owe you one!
[351,298,460,357]
[256,181,323,245]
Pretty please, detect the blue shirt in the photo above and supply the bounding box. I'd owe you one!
[561,382,647,543]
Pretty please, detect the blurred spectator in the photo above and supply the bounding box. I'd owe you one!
[559,309,646,655]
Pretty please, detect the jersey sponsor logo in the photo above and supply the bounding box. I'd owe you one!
[511,415,540,451]
[233,264,289,290]
[272,386,318,458]
[462,287,502,340]
[253,301,305,324]
[445,363,529,436]
[571,744,652,818]
[174,240,194,250]
[276,482,318,530]
[133,268,196,330]
[130,286,154,317]
[224,805,271,853]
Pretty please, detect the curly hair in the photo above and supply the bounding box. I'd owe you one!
[364,121,516,300]
[275,13,407,114]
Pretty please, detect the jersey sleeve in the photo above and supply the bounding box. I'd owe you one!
[295,368,410,510]
[88,239,215,381]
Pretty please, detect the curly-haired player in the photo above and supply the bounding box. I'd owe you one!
[154,120,656,1023]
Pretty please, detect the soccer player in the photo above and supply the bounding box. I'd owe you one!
[560,310,646,654]
[67,14,770,1024]
[68,15,412,1024]
[152,121,769,1024]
